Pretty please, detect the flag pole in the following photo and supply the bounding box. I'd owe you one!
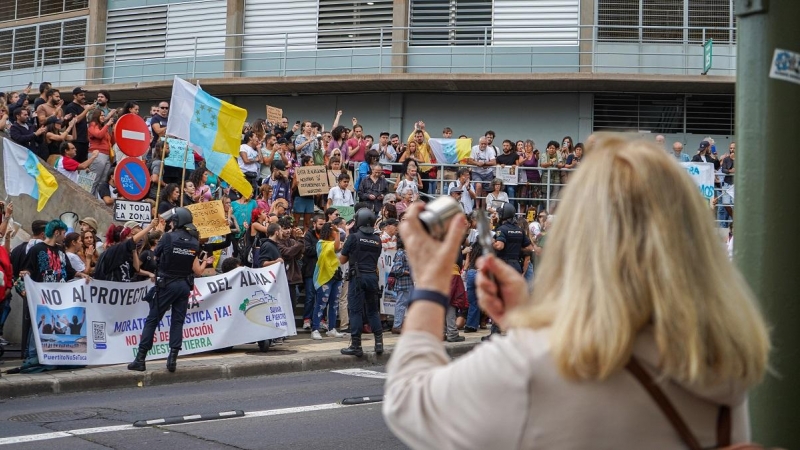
[179,142,189,207]
[155,138,167,208]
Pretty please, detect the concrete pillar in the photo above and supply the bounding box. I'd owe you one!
[85,0,108,84]
[578,0,594,73]
[736,1,800,447]
[389,92,404,136]
[391,0,409,74]
[577,93,593,141]
[224,0,244,78]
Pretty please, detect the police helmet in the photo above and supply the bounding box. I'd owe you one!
[498,203,516,222]
[173,207,194,229]
[355,207,376,234]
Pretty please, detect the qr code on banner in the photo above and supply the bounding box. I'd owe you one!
[92,321,106,343]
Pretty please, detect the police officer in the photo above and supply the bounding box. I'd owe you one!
[339,207,383,357]
[128,208,209,372]
[489,203,532,337]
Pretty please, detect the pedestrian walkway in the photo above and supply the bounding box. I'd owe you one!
[0,329,490,399]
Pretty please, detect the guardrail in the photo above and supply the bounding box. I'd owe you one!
[0,24,737,86]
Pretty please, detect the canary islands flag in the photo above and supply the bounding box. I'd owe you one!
[166,76,253,198]
[429,138,473,164]
[3,138,58,212]
[314,240,340,290]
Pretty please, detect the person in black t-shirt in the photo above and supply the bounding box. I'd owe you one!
[62,87,96,162]
[496,139,521,207]
[256,223,283,268]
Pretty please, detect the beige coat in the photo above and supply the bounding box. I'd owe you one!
[384,327,749,449]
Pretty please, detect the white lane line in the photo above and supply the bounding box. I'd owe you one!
[0,402,350,446]
[331,368,388,379]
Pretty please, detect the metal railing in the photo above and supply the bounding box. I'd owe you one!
[0,24,737,86]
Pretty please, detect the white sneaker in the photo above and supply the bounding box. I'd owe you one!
[303,319,311,330]
[326,328,345,338]
[311,330,323,340]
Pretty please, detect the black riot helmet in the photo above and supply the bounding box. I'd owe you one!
[498,203,516,223]
[172,207,194,229]
[355,207,376,234]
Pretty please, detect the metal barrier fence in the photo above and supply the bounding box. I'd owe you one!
[0,24,737,86]
[377,160,734,227]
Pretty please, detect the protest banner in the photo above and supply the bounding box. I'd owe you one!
[295,165,330,196]
[681,162,715,199]
[495,165,518,186]
[114,200,152,223]
[77,171,96,193]
[333,206,354,221]
[378,248,397,315]
[186,200,228,239]
[266,105,283,125]
[24,265,295,365]
[327,170,355,192]
[164,138,195,170]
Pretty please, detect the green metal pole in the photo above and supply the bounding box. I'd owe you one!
[736,1,800,447]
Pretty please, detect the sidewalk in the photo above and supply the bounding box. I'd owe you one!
[0,329,490,399]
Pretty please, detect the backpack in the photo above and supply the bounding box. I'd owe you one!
[627,358,766,450]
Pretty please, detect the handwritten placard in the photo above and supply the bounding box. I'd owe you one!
[186,200,229,239]
[266,105,283,125]
[77,171,96,193]
[164,138,195,170]
[495,165,518,186]
[295,165,329,196]
[680,162,715,199]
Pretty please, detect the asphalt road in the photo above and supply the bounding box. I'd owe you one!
[0,367,407,449]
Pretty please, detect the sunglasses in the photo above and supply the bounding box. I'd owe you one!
[387,201,396,204]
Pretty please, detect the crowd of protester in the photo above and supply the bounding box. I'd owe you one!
[0,82,737,367]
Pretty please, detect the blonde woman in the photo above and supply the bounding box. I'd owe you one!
[384,135,770,449]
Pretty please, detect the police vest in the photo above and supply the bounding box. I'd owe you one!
[349,231,381,274]
[157,229,200,279]
[495,222,525,264]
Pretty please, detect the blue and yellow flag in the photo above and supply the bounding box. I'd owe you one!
[2,138,58,211]
[314,240,340,290]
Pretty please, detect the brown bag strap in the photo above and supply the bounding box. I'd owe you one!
[626,358,703,450]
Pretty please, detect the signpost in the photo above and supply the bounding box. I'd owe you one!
[113,200,152,223]
[114,113,150,157]
[114,158,151,201]
[702,39,713,75]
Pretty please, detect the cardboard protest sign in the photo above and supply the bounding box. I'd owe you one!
[186,200,229,238]
[266,105,283,125]
[77,171,96,193]
[295,165,330,196]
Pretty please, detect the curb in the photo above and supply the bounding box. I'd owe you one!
[0,341,478,399]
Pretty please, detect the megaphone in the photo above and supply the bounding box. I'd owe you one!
[59,212,80,233]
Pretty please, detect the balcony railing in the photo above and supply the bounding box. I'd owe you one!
[0,24,736,87]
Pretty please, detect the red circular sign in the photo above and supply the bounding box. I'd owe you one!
[114,158,151,201]
[114,113,150,157]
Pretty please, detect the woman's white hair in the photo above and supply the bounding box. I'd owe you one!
[507,133,770,386]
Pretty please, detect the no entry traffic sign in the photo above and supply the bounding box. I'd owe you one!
[114,113,150,157]
[114,158,151,201]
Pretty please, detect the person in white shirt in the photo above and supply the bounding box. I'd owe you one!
[485,178,509,215]
[55,142,99,183]
[327,173,354,208]
[371,131,397,176]
[239,131,262,192]
[447,167,475,214]
[466,137,496,209]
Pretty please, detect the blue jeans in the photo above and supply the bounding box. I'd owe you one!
[524,261,533,284]
[312,279,341,331]
[392,290,410,329]
[465,269,480,329]
[303,277,315,320]
[0,293,11,335]
[505,185,516,203]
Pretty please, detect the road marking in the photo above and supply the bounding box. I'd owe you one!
[0,402,350,446]
[331,368,387,379]
[121,129,146,141]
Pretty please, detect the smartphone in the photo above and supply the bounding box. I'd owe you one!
[295,120,301,125]
[199,250,209,260]
[26,81,33,89]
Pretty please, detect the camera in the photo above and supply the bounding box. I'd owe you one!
[419,196,462,241]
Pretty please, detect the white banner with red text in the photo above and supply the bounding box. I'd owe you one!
[24,265,296,366]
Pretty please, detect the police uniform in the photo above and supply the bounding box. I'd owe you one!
[129,209,199,372]
[494,221,531,274]
[340,226,383,356]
